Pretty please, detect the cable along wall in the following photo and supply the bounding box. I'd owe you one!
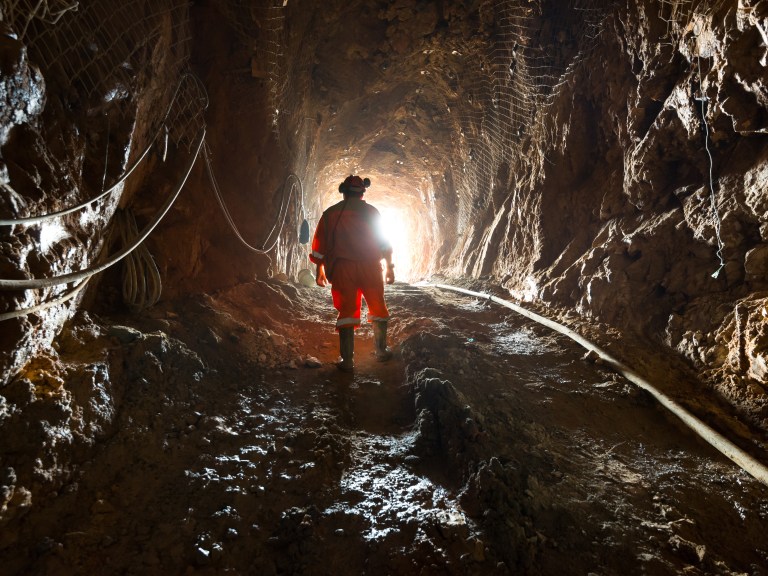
[211,0,317,280]
[443,0,740,292]
[0,0,203,381]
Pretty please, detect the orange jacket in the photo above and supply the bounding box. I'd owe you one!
[310,197,391,276]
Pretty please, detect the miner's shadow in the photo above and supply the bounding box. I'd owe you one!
[322,342,414,435]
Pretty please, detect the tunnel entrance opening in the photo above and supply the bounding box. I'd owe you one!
[374,182,436,283]
[379,206,414,282]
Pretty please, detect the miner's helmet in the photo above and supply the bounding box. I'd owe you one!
[338,175,371,195]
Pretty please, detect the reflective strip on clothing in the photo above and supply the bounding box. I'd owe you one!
[336,317,361,327]
[368,315,389,322]
[311,250,324,260]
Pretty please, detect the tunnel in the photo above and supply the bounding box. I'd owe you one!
[1,0,768,573]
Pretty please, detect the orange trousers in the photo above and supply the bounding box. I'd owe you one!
[330,259,389,329]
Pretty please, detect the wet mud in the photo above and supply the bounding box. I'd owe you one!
[1,279,766,575]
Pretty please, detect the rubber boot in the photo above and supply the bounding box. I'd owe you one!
[336,327,354,372]
[373,320,393,362]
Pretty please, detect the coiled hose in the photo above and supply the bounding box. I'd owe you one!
[0,129,205,319]
[115,208,162,311]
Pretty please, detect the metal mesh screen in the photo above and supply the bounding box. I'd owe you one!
[1,0,79,38]
[452,0,615,235]
[656,0,732,43]
[212,0,288,138]
[166,73,209,152]
[210,0,316,277]
[2,0,197,149]
[207,0,622,269]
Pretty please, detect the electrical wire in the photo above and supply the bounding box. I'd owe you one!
[0,278,90,322]
[259,174,296,252]
[696,51,726,279]
[0,75,194,227]
[0,137,155,226]
[0,128,205,293]
[101,113,111,192]
[254,173,304,253]
[203,140,303,254]
[428,282,768,487]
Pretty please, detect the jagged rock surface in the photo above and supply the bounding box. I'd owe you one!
[1,4,768,558]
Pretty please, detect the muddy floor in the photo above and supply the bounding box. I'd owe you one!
[1,278,767,575]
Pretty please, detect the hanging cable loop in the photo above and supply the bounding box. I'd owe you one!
[203,140,303,255]
[116,208,163,311]
[0,128,205,293]
[692,25,726,278]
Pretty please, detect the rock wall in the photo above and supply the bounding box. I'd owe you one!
[0,1,198,383]
[284,0,768,423]
[284,0,768,430]
[518,1,768,425]
[2,0,768,425]
[1,1,768,561]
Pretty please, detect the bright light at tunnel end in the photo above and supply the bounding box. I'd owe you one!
[379,207,414,282]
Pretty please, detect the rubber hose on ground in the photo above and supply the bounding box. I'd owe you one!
[428,282,768,487]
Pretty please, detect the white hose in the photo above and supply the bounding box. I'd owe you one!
[0,135,156,226]
[116,208,162,311]
[428,283,768,487]
[204,141,302,255]
[0,129,205,291]
[0,278,90,322]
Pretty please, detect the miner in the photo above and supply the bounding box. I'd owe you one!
[309,175,395,371]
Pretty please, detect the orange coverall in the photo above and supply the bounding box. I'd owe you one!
[309,197,392,330]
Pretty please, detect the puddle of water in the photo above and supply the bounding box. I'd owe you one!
[488,320,576,360]
[491,326,547,356]
[324,433,467,542]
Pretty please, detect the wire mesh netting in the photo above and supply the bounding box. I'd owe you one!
[656,0,734,44]
[1,0,79,38]
[206,0,624,268]
[212,0,288,138]
[211,0,315,277]
[0,0,208,321]
[450,0,616,235]
[1,0,201,152]
[166,73,209,152]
